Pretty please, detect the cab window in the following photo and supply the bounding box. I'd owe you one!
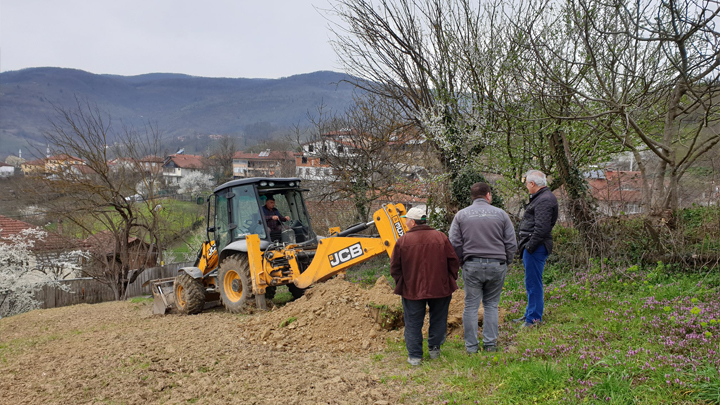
[231,185,265,240]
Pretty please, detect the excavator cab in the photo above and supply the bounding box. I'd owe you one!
[208,177,316,255]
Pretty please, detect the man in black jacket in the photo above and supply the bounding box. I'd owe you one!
[516,170,558,327]
[262,197,290,242]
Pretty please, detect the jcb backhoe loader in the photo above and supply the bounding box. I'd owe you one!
[149,177,408,315]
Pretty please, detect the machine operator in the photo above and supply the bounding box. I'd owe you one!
[262,197,290,242]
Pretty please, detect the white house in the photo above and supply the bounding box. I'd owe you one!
[163,154,206,184]
[0,162,14,178]
[232,150,296,179]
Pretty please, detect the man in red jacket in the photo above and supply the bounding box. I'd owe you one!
[390,205,460,366]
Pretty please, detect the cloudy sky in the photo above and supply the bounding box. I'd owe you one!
[0,0,341,79]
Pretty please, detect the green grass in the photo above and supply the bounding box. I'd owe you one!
[164,228,206,264]
[346,255,394,287]
[272,286,294,306]
[364,263,720,404]
[45,198,204,251]
[279,316,297,328]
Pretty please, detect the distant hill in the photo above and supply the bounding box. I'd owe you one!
[0,67,359,159]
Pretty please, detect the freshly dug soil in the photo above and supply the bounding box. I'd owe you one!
[241,276,403,354]
[241,276,506,354]
[0,276,501,404]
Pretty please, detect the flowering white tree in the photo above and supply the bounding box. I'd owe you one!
[0,228,79,317]
[18,205,45,221]
[178,171,213,195]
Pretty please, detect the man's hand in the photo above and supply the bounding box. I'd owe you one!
[271,215,279,220]
[284,216,290,221]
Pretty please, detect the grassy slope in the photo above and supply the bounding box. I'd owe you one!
[43,198,206,264]
[362,260,720,404]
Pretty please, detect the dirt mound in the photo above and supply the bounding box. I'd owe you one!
[241,276,403,353]
[241,276,505,353]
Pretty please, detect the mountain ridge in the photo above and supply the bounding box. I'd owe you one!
[0,67,358,159]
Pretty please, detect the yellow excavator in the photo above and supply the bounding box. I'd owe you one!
[148,177,408,314]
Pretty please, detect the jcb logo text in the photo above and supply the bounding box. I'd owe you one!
[392,216,404,237]
[329,243,364,267]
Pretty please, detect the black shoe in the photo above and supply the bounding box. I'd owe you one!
[483,345,498,353]
[511,316,526,324]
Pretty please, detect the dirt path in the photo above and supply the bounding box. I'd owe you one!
[1,277,465,405]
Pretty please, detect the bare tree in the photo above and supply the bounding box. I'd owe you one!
[207,135,238,184]
[518,0,720,213]
[328,0,487,215]
[328,0,613,233]
[301,94,420,221]
[32,99,173,300]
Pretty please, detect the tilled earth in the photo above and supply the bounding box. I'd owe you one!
[0,277,500,404]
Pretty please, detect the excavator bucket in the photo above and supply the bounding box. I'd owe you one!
[145,277,176,315]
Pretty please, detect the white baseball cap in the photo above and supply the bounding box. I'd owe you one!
[402,205,428,221]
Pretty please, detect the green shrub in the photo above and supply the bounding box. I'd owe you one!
[548,206,720,273]
[450,166,505,210]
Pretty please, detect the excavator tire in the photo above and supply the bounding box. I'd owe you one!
[173,273,206,315]
[288,283,306,300]
[218,254,253,313]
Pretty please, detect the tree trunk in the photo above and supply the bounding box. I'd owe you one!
[548,127,601,249]
[652,84,684,213]
[664,170,680,211]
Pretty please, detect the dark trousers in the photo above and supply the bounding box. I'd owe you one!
[402,295,452,359]
[523,244,549,323]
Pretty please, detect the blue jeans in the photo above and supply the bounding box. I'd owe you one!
[523,244,549,324]
[402,296,452,359]
[462,262,507,352]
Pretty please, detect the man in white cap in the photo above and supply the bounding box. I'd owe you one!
[390,205,460,366]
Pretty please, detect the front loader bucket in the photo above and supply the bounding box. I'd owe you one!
[146,277,176,315]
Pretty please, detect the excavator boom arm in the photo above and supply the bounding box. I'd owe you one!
[293,203,407,288]
[244,204,408,294]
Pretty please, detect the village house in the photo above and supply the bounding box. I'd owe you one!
[163,154,205,184]
[299,127,427,181]
[139,156,164,174]
[20,158,45,175]
[108,155,164,175]
[301,129,359,157]
[0,162,15,178]
[21,154,84,176]
[295,155,333,181]
[586,170,644,215]
[107,157,136,172]
[4,150,26,169]
[232,150,296,178]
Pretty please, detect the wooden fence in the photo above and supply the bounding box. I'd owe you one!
[34,261,194,310]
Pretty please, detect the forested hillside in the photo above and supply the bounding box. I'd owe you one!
[0,67,357,158]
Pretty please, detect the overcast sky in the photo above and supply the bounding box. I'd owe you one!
[0,0,342,79]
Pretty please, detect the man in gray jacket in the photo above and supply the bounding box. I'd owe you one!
[449,182,517,353]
